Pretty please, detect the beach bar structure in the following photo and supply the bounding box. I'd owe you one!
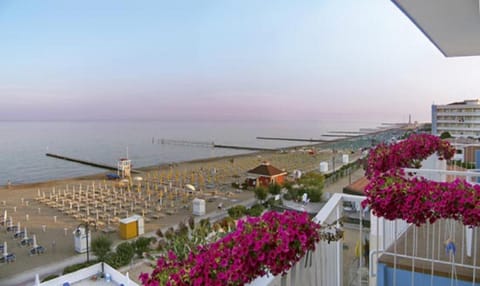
[246,162,287,188]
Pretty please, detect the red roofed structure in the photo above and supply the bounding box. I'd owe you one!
[342,176,369,195]
[246,162,287,188]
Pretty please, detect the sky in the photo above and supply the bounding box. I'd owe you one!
[1,0,480,123]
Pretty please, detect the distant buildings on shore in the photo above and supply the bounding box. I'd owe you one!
[432,99,480,138]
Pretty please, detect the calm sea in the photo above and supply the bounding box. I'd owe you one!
[0,119,386,185]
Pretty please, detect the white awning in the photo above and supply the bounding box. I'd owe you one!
[393,0,480,57]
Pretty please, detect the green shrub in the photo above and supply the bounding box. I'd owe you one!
[268,183,281,195]
[228,205,247,219]
[298,172,324,189]
[296,172,324,202]
[132,237,154,258]
[254,186,268,202]
[263,197,281,208]
[63,261,97,274]
[282,181,293,190]
[104,252,122,269]
[440,131,452,139]
[41,274,59,282]
[91,236,112,262]
[115,242,134,266]
[304,187,323,202]
[246,204,264,217]
[285,187,300,201]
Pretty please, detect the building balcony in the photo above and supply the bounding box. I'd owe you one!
[248,193,368,286]
[436,112,480,117]
[371,168,480,286]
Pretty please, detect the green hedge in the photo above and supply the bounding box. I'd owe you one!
[227,205,247,219]
[41,274,59,282]
[63,260,97,274]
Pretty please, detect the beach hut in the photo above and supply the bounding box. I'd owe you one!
[119,215,144,240]
[192,198,206,216]
[246,162,287,188]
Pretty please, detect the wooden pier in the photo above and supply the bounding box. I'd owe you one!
[213,144,276,151]
[159,138,276,151]
[46,153,141,173]
[321,134,357,138]
[327,131,367,135]
[256,137,329,143]
[159,139,213,148]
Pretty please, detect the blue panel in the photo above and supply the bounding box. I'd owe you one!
[378,263,480,286]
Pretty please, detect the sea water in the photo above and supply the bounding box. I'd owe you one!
[0,119,385,184]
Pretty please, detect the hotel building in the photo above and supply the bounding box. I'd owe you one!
[432,99,480,138]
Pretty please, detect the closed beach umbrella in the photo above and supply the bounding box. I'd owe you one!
[3,241,7,257]
[24,227,28,239]
[33,234,38,249]
[35,273,40,286]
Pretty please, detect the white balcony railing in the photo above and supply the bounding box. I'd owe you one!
[248,193,367,286]
[369,168,480,286]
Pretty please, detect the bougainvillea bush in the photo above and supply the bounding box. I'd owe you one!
[362,133,480,227]
[364,133,455,179]
[140,210,338,286]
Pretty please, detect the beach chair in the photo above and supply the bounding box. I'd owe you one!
[13,230,24,239]
[20,237,33,247]
[0,253,16,263]
[29,246,46,256]
[6,253,16,263]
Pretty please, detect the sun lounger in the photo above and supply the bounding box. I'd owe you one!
[0,253,16,263]
[20,238,34,247]
[29,246,46,255]
[13,231,25,239]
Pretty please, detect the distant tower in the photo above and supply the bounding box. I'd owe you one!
[117,158,131,178]
[408,114,412,125]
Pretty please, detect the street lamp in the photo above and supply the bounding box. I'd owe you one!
[75,221,96,263]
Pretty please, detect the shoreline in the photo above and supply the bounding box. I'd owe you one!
[2,150,270,190]
[2,125,406,190]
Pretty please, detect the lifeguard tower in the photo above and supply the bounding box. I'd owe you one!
[117,158,131,178]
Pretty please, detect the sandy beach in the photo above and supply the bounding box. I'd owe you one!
[0,143,362,284]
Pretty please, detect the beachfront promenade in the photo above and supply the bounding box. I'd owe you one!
[0,142,369,286]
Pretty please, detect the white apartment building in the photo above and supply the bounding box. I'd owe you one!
[431,99,480,138]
